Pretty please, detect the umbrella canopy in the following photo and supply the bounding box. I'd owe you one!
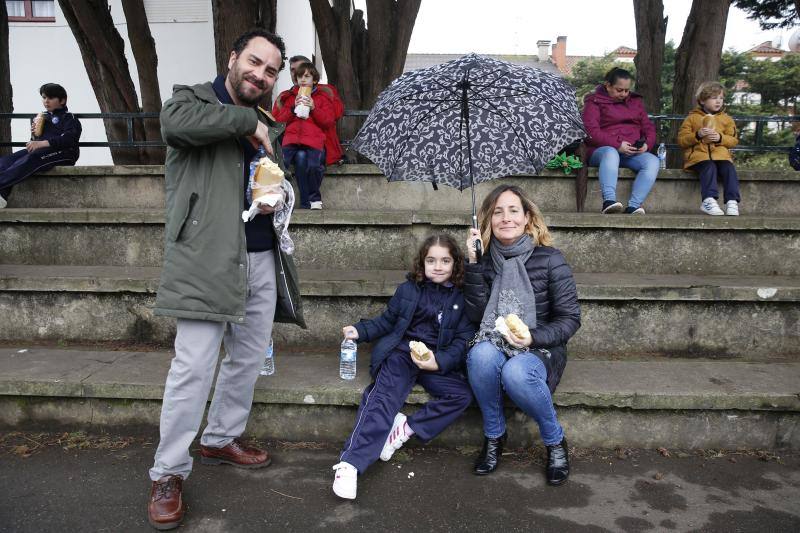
[351,53,586,194]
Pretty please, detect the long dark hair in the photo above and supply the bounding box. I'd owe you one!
[409,233,465,287]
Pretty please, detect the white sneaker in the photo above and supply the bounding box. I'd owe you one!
[701,197,724,216]
[332,461,357,500]
[310,201,323,210]
[0,195,6,209]
[725,200,739,216]
[380,413,410,461]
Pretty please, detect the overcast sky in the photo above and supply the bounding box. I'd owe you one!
[394,1,798,56]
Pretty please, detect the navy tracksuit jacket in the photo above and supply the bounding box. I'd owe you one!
[0,106,81,199]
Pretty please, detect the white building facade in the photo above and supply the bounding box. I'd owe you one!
[7,0,320,164]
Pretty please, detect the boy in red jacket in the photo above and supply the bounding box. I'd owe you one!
[272,62,337,209]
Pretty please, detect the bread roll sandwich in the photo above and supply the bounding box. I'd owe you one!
[33,113,45,138]
[252,156,283,195]
[702,114,716,130]
[298,86,312,98]
[504,313,530,339]
[409,340,431,362]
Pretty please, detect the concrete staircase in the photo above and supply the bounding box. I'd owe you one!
[1,164,798,449]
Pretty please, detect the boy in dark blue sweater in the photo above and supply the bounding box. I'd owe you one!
[0,83,82,208]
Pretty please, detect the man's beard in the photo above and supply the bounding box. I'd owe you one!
[229,63,268,106]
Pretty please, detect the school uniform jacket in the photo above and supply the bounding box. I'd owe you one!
[353,279,476,378]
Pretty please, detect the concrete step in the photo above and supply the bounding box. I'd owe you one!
[1,346,797,449]
[10,165,800,217]
[2,265,798,359]
[2,209,798,276]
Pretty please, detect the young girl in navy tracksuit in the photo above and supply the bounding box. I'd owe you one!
[332,234,476,500]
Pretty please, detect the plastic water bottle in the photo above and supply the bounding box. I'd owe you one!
[657,143,667,170]
[260,337,275,376]
[339,338,357,380]
[247,146,268,203]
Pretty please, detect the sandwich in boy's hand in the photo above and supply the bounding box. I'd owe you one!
[409,340,432,362]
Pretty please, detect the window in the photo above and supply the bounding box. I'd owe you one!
[6,1,55,22]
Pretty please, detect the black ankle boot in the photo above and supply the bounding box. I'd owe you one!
[474,433,506,475]
[545,438,569,485]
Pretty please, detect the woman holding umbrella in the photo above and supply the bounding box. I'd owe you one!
[464,184,580,485]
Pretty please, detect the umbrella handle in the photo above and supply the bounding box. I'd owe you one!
[472,215,482,260]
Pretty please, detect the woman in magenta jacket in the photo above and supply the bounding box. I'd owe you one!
[582,68,659,215]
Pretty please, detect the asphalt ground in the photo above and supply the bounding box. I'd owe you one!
[0,431,798,532]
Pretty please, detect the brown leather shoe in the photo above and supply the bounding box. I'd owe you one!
[199,438,271,468]
[147,475,184,530]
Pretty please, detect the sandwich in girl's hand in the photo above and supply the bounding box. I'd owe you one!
[409,340,432,362]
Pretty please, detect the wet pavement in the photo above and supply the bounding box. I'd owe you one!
[1,431,798,532]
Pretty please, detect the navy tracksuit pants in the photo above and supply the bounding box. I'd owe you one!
[0,147,78,199]
[689,160,741,203]
[339,347,473,474]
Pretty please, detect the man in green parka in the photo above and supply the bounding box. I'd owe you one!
[147,29,305,531]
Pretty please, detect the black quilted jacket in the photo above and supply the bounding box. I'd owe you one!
[463,246,581,392]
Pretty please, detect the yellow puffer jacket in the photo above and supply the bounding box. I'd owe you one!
[677,107,738,169]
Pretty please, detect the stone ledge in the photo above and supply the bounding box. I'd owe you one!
[1,347,798,412]
[2,266,799,302]
[2,208,799,231]
[36,164,800,183]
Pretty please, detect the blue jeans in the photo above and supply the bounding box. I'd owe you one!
[589,146,659,209]
[466,341,564,445]
[282,144,324,208]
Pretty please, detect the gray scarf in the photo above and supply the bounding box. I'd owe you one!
[475,234,537,356]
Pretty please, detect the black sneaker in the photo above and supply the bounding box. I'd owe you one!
[624,206,646,214]
[601,200,623,214]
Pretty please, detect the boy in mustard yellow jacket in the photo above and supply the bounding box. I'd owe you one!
[678,82,740,216]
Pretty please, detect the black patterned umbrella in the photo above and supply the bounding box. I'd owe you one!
[351,53,586,245]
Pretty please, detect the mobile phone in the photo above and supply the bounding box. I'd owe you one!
[632,137,645,149]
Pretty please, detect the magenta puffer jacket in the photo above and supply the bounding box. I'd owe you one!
[581,84,656,160]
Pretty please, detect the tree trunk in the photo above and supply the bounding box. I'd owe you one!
[212,0,277,75]
[672,0,731,114]
[211,0,277,107]
[0,2,12,157]
[121,0,164,163]
[670,0,731,168]
[310,0,421,147]
[633,0,667,114]
[58,0,147,164]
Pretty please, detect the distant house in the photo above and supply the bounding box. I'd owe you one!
[731,42,796,106]
[548,36,638,77]
[747,41,787,62]
[403,52,563,77]
[402,37,640,80]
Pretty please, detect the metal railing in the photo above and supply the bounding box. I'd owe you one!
[0,112,162,148]
[1,111,797,153]
[651,114,798,154]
